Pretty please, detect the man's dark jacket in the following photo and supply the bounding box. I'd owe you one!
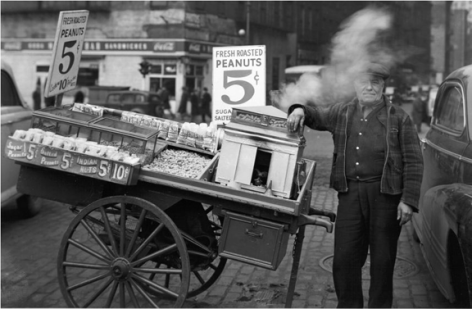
[289,96,424,210]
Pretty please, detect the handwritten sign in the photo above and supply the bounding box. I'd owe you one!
[45,10,89,98]
[5,137,138,185]
[212,45,266,124]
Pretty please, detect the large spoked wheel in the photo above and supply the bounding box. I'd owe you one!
[182,204,227,297]
[57,196,190,308]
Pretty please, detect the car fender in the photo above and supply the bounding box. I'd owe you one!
[420,183,472,302]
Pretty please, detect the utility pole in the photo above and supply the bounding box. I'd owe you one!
[246,1,250,45]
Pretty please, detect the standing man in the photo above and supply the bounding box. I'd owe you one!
[74,89,85,103]
[190,88,200,122]
[178,86,189,120]
[412,90,424,133]
[158,84,174,119]
[32,82,41,110]
[201,87,212,123]
[287,62,423,308]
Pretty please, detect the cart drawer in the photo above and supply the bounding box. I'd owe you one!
[219,211,289,270]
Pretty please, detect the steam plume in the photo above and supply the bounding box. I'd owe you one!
[275,7,396,111]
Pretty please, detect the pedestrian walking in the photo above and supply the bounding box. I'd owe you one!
[44,78,55,107]
[74,89,85,103]
[158,84,174,119]
[190,88,200,122]
[412,91,424,133]
[392,88,402,107]
[286,62,424,308]
[178,86,189,120]
[32,83,41,110]
[201,87,212,123]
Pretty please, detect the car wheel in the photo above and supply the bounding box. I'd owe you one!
[449,235,471,308]
[130,107,145,114]
[155,106,164,118]
[16,195,41,218]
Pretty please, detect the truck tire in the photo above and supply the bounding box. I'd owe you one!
[17,195,41,218]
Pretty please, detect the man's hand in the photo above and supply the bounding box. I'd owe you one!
[287,107,305,132]
[397,201,413,226]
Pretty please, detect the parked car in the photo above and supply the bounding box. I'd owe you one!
[412,64,472,307]
[103,90,165,117]
[1,61,41,217]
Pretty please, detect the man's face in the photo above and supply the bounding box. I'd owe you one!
[354,74,385,105]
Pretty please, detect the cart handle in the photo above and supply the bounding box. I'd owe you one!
[308,207,336,222]
[297,214,333,233]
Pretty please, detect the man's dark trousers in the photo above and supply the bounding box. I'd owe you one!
[333,180,402,308]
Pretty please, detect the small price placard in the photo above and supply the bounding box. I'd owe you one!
[5,137,138,185]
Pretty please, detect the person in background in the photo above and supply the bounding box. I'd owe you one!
[412,90,424,133]
[420,87,430,126]
[286,62,423,308]
[190,88,200,122]
[43,78,55,107]
[201,87,212,123]
[392,88,402,107]
[32,83,41,110]
[177,86,189,120]
[74,89,85,103]
[158,84,174,119]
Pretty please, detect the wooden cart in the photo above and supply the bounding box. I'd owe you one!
[6,105,335,308]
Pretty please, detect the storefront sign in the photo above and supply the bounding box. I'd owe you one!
[2,39,215,55]
[45,10,89,98]
[5,137,138,185]
[212,45,266,124]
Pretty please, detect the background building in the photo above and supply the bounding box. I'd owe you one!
[1,1,446,109]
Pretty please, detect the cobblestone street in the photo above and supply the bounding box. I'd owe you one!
[1,184,455,308]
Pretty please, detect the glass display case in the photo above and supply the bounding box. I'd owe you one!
[89,117,159,157]
[32,106,100,136]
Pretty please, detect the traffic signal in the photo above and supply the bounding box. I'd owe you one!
[139,61,151,77]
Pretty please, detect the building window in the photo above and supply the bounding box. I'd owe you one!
[36,65,49,73]
[272,57,280,90]
[163,64,177,75]
[150,65,162,74]
[150,1,168,9]
[77,68,99,86]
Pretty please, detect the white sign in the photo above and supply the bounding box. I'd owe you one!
[45,10,89,98]
[212,45,266,124]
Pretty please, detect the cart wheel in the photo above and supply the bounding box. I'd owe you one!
[57,196,190,308]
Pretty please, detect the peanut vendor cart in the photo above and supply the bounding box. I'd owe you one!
[5,103,336,308]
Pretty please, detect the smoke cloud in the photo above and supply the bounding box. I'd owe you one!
[275,6,397,111]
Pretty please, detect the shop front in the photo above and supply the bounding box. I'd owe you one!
[1,39,220,110]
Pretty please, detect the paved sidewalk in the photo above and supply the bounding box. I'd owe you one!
[1,185,454,308]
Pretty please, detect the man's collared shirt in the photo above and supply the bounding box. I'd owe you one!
[345,101,386,182]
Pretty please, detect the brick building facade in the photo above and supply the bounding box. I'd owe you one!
[2,1,434,108]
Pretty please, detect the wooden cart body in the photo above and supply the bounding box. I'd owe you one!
[5,105,335,308]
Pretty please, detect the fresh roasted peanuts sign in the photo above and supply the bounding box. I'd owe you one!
[212,45,266,124]
[45,10,89,97]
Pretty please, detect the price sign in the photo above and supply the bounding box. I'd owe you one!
[212,45,266,124]
[45,10,89,98]
[4,137,138,185]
